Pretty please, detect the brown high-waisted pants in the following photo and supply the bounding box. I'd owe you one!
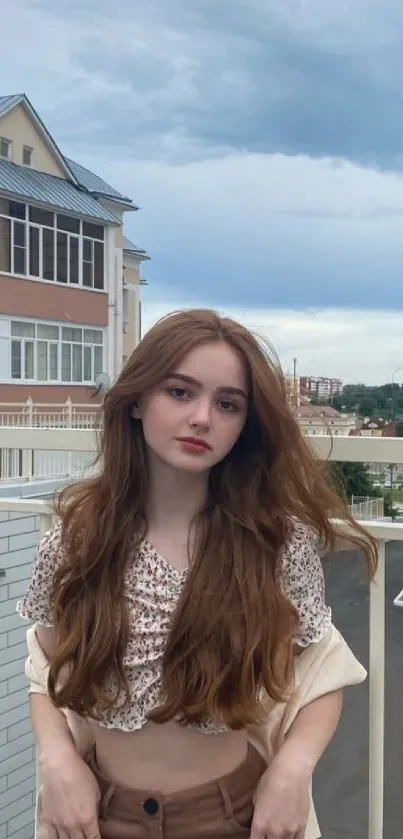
[89,744,266,839]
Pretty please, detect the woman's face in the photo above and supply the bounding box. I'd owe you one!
[134,341,249,474]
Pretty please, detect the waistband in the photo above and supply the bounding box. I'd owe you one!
[88,742,266,821]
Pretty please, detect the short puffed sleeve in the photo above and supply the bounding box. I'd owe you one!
[280,520,332,647]
[16,523,65,627]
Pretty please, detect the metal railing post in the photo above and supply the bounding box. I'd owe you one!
[368,540,386,839]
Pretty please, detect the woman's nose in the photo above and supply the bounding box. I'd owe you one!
[189,399,211,428]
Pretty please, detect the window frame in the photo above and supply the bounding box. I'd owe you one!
[22,145,33,167]
[0,199,105,290]
[8,317,105,385]
[0,137,12,160]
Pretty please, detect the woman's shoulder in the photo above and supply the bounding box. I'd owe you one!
[35,520,66,567]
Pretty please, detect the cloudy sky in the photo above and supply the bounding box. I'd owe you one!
[3,0,403,383]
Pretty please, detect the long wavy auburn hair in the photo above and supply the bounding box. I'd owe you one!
[48,309,377,728]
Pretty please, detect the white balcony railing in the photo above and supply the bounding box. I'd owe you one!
[1,425,402,461]
[0,399,98,429]
[1,432,403,838]
[350,496,385,520]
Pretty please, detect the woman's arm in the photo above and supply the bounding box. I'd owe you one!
[31,693,77,762]
[276,688,343,772]
[251,690,343,838]
[30,626,101,839]
[30,626,77,761]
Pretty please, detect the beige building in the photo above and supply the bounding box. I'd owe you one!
[0,93,149,406]
[358,418,399,437]
[294,403,358,437]
[122,237,148,365]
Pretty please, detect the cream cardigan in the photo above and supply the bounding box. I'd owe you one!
[25,623,366,839]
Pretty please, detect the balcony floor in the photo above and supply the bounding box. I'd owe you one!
[314,543,403,839]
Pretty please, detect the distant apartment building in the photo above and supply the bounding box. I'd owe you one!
[293,403,358,437]
[0,93,149,408]
[300,376,342,400]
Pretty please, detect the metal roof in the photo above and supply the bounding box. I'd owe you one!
[65,157,135,206]
[0,93,136,212]
[123,235,147,254]
[0,94,23,118]
[0,158,119,224]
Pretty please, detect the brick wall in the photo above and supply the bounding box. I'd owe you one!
[0,511,41,839]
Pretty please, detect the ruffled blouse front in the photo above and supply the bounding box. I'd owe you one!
[17,520,332,733]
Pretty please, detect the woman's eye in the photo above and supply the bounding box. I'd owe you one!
[170,387,190,399]
[219,400,237,412]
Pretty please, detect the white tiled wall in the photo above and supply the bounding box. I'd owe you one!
[0,512,40,839]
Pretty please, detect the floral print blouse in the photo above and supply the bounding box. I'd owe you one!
[17,520,332,733]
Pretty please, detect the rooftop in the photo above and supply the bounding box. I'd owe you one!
[294,403,344,418]
[65,157,136,208]
[0,93,138,222]
[0,94,25,117]
[123,235,149,257]
[361,418,393,430]
[0,157,120,224]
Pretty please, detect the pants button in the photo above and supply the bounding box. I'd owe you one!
[142,798,159,816]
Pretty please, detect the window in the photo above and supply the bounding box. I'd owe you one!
[29,226,40,276]
[43,227,54,280]
[13,222,26,275]
[11,321,35,380]
[0,217,11,272]
[29,206,54,227]
[23,146,33,166]
[36,324,59,381]
[69,237,79,283]
[82,238,104,289]
[57,214,80,234]
[0,137,12,160]
[9,202,26,219]
[9,319,103,383]
[57,232,68,283]
[0,202,105,288]
[82,222,104,241]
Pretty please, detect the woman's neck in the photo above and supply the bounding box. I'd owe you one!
[145,454,209,533]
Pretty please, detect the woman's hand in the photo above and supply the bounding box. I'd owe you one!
[250,751,311,839]
[39,744,101,839]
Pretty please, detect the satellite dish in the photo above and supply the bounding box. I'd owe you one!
[92,371,110,397]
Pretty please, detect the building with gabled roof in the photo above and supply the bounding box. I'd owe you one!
[293,401,358,437]
[0,93,149,405]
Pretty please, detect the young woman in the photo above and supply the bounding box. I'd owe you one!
[18,309,376,839]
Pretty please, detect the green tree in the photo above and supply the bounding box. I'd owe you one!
[358,396,378,416]
[303,382,403,420]
[383,494,399,519]
[331,462,374,498]
[334,382,403,420]
[331,461,399,519]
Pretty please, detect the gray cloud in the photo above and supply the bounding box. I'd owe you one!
[3,0,403,318]
[25,0,403,169]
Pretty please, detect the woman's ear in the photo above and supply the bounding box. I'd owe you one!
[131,401,141,420]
